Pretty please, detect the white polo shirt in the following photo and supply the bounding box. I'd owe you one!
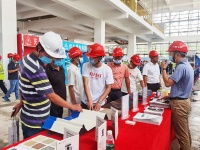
[121,67,143,93]
[142,62,160,84]
[82,62,114,105]
[68,63,85,104]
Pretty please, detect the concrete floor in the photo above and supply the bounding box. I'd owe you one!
[0,88,200,149]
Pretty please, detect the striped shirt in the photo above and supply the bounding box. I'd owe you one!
[19,52,54,128]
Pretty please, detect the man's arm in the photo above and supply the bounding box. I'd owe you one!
[125,77,131,94]
[161,61,174,87]
[162,70,174,87]
[140,80,145,88]
[143,75,147,87]
[8,68,19,73]
[68,85,77,104]
[95,84,112,111]
[98,84,112,103]
[46,92,82,112]
[83,76,93,110]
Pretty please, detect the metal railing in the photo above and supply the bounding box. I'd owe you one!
[121,0,164,33]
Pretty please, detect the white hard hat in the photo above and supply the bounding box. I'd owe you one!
[39,31,66,58]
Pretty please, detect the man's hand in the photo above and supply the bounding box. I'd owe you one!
[87,100,93,110]
[11,103,23,117]
[161,60,168,69]
[94,103,101,111]
[71,104,82,112]
[128,90,132,95]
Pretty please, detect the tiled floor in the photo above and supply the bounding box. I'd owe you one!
[0,87,200,149]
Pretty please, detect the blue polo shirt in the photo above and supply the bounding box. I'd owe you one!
[169,59,194,98]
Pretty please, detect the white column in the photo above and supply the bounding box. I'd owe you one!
[94,19,105,46]
[127,34,136,59]
[148,41,152,52]
[0,0,17,87]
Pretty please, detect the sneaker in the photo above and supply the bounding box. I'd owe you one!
[3,99,11,102]
[3,97,10,102]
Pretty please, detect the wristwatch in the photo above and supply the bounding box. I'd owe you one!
[97,100,103,104]
[162,68,166,71]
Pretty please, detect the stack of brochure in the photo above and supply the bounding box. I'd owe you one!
[144,106,164,116]
[133,113,163,125]
[150,98,170,108]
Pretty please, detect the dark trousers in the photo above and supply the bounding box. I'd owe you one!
[0,80,7,94]
[122,92,128,96]
[107,89,122,103]
[50,107,63,118]
[22,123,43,139]
[147,83,160,92]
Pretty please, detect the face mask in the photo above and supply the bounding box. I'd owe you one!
[54,59,64,67]
[39,56,52,64]
[89,58,98,65]
[113,59,122,64]
[169,56,173,62]
[79,58,83,64]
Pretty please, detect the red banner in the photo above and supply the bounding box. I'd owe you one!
[23,35,39,47]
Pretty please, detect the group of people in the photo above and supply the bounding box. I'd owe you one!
[7,31,193,150]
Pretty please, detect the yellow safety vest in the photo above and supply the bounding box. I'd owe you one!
[0,62,5,80]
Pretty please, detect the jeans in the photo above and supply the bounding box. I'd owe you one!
[22,123,43,139]
[170,99,191,150]
[4,80,19,100]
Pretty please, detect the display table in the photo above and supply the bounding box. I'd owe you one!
[3,97,173,150]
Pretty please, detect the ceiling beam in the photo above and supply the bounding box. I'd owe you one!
[17,0,74,21]
[17,10,49,20]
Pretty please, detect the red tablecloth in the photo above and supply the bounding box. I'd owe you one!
[3,98,173,150]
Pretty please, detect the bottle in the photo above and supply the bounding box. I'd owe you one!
[106,130,114,150]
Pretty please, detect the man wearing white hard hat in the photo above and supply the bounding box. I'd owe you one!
[12,31,82,139]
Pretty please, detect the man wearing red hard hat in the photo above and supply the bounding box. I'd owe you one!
[82,43,114,111]
[142,50,161,92]
[107,47,131,102]
[161,41,193,150]
[3,54,21,102]
[121,54,144,95]
[68,47,85,105]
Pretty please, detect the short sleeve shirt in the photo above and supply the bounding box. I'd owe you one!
[19,52,54,128]
[107,62,129,89]
[68,63,85,104]
[121,67,143,93]
[169,59,194,98]
[142,62,160,84]
[8,61,19,80]
[82,62,114,105]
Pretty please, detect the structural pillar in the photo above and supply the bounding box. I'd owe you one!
[127,34,136,59]
[148,41,152,52]
[94,19,105,46]
[0,0,17,87]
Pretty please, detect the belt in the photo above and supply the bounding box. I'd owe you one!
[170,97,188,100]
[111,88,121,91]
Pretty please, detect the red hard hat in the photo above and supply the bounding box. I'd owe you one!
[112,47,123,57]
[149,50,158,57]
[0,56,2,59]
[167,41,188,53]
[68,47,83,59]
[13,54,21,61]
[86,43,106,58]
[7,53,13,58]
[130,54,141,66]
